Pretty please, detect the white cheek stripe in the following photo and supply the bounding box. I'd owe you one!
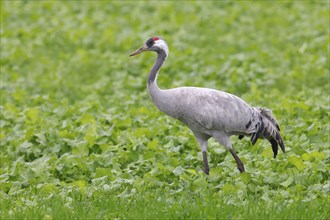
[154,40,169,57]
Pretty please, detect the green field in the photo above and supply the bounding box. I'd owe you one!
[1,1,329,219]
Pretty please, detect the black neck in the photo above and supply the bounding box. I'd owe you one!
[148,50,167,85]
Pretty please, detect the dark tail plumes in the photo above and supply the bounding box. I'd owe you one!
[251,108,285,158]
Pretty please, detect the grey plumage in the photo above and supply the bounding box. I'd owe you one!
[130,37,285,174]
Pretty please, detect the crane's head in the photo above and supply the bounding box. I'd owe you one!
[130,37,169,57]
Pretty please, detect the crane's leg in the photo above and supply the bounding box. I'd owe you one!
[213,133,245,173]
[193,132,210,175]
[229,147,245,173]
[197,138,209,175]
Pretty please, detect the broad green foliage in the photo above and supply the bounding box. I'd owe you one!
[1,1,329,219]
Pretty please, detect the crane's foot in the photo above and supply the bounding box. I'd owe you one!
[237,164,245,173]
[203,167,210,175]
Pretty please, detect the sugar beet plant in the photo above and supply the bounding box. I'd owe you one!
[0,1,329,219]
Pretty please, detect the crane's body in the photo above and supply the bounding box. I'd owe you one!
[130,37,285,174]
[149,85,254,135]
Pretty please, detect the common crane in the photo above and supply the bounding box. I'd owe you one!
[130,37,285,174]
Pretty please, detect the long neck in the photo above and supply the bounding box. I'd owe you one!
[148,50,167,86]
[147,50,170,113]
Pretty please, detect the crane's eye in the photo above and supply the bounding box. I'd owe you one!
[146,38,155,48]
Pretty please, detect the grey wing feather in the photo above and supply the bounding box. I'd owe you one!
[164,87,254,134]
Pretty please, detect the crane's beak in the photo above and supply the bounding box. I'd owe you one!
[130,45,148,57]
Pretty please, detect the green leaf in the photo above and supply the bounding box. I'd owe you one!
[240,172,252,184]
[25,108,39,123]
[280,177,294,188]
[222,183,237,194]
[39,183,57,194]
[71,141,89,156]
[147,138,159,150]
[84,127,97,144]
[95,168,113,179]
[208,167,222,182]
[132,127,153,138]
[288,156,306,171]
[261,192,271,202]
[72,180,88,188]
[261,148,273,158]
[115,116,131,128]
[310,151,325,161]
[172,166,183,176]
[192,177,208,191]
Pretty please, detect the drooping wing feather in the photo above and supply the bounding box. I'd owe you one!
[258,107,280,131]
[251,107,285,155]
